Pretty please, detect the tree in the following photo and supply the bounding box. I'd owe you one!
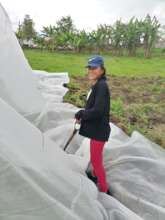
[16,15,36,48]
[71,30,89,52]
[41,25,56,37]
[142,15,160,58]
[54,16,76,50]
[55,16,75,34]
[41,25,56,51]
[98,24,112,51]
[40,16,76,51]
[15,21,23,40]
[111,20,126,55]
[124,18,141,56]
[21,14,36,40]
[90,24,112,53]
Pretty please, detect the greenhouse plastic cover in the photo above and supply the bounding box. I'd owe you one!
[0,3,165,220]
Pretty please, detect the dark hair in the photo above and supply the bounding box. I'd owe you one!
[100,65,106,76]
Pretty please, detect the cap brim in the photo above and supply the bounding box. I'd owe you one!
[85,64,100,68]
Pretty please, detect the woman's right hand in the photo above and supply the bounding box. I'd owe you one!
[74,109,84,121]
[75,119,81,124]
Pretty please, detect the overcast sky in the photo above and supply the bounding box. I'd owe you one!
[1,0,165,31]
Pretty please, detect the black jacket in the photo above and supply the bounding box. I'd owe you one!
[76,74,111,141]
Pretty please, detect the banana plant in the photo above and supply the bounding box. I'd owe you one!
[124,17,141,56]
[141,15,160,58]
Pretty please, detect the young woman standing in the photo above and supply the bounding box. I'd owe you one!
[75,55,111,195]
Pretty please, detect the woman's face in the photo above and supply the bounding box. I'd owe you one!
[87,66,104,80]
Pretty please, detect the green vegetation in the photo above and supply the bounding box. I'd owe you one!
[16,15,36,42]
[24,49,165,147]
[17,14,164,58]
[24,49,165,77]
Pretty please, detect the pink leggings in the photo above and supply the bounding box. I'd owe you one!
[90,138,109,192]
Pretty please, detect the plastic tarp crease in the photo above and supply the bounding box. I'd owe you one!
[0,3,165,220]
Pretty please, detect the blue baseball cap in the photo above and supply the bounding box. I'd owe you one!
[85,55,104,68]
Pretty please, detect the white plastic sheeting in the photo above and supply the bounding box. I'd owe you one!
[0,3,45,117]
[0,3,165,220]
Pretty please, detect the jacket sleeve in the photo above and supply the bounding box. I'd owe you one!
[81,82,108,120]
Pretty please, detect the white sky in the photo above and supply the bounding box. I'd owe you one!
[1,0,165,32]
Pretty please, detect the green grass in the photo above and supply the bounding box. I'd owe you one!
[24,49,165,77]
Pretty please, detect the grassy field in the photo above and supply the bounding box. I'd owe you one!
[24,49,165,147]
[24,49,165,77]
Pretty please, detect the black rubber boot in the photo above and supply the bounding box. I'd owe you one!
[85,170,98,185]
[106,188,113,196]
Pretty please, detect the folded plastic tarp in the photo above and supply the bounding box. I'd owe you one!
[0,3,45,117]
